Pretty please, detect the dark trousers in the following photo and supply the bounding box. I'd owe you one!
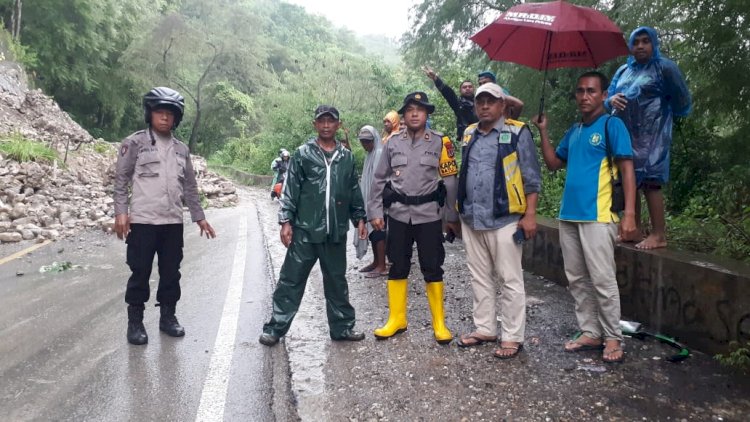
[386,217,445,282]
[125,223,184,305]
[263,232,355,338]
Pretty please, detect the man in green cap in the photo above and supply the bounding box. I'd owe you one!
[259,105,368,346]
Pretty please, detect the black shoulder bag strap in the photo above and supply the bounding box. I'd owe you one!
[604,116,625,213]
[604,116,615,178]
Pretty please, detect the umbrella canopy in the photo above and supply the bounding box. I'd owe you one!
[470,0,628,70]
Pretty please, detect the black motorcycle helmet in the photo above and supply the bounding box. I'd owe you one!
[143,87,185,129]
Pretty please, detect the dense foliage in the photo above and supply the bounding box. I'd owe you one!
[1,0,748,261]
[401,0,750,262]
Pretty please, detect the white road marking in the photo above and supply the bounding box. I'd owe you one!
[195,213,248,422]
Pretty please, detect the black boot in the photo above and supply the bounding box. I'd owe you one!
[127,304,148,345]
[158,303,185,337]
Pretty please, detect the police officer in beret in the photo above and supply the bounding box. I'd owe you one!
[368,92,460,345]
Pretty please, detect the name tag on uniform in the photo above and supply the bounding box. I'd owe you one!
[499,133,512,144]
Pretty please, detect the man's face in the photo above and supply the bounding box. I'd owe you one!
[313,115,341,140]
[151,108,175,135]
[474,93,506,126]
[631,33,654,64]
[575,76,607,115]
[359,139,374,152]
[403,103,428,131]
[383,119,394,133]
[460,81,474,98]
[478,76,493,86]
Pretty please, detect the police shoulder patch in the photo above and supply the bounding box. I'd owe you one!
[439,136,458,177]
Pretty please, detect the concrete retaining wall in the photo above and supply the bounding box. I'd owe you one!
[523,217,750,355]
[210,165,274,187]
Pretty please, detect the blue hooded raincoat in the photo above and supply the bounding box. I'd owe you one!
[606,26,692,185]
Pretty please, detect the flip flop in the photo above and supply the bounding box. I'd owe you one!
[359,264,376,273]
[564,340,604,353]
[603,347,624,363]
[493,344,523,359]
[363,271,388,279]
[457,333,497,348]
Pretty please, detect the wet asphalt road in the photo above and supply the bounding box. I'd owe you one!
[0,193,295,421]
[2,186,750,421]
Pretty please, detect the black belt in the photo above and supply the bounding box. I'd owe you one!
[391,190,440,205]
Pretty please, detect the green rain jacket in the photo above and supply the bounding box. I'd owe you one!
[278,138,366,243]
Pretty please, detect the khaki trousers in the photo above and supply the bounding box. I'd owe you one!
[461,221,525,342]
[559,221,623,341]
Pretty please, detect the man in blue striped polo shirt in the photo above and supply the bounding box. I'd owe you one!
[533,71,638,364]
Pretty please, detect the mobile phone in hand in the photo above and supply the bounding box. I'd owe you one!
[513,228,526,244]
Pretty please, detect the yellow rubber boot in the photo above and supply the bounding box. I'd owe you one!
[425,281,453,344]
[374,279,408,339]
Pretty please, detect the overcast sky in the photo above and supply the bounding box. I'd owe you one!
[283,0,416,39]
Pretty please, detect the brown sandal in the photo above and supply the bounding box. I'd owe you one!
[493,344,523,359]
[603,347,624,363]
[457,333,497,348]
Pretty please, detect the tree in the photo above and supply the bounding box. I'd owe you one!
[401,0,750,261]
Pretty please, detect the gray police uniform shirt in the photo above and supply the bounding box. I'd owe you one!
[461,119,542,230]
[114,130,205,225]
[368,128,458,225]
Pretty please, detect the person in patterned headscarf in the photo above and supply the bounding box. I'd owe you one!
[382,110,400,143]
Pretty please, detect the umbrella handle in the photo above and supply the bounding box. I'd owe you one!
[537,97,545,123]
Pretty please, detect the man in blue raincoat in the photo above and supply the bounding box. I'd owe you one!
[606,26,692,250]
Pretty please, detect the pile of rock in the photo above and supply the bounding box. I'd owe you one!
[0,145,238,243]
[0,53,238,244]
[0,58,94,150]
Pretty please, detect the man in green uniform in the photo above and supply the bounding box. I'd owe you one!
[259,105,368,346]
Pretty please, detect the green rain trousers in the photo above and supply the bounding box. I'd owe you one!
[262,233,355,339]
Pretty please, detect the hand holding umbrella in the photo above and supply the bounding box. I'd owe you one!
[470,0,629,120]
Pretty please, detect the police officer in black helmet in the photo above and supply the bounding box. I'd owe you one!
[113,87,216,345]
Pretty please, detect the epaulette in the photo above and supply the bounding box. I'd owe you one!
[504,118,525,127]
[462,123,479,145]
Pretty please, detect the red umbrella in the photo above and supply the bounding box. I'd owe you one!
[470,0,628,115]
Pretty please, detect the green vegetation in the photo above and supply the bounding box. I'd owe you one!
[1,0,748,262]
[0,133,57,163]
[715,341,750,374]
[401,0,750,262]
[91,142,113,155]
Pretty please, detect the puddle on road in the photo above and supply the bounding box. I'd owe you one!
[252,188,331,420]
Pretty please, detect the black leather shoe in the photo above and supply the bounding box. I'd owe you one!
[259,333,280,346]
[332,329,365,341]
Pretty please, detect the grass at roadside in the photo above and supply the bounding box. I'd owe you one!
[0,132,57,163]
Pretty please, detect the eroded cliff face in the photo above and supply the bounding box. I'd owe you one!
[0,55,237,243]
